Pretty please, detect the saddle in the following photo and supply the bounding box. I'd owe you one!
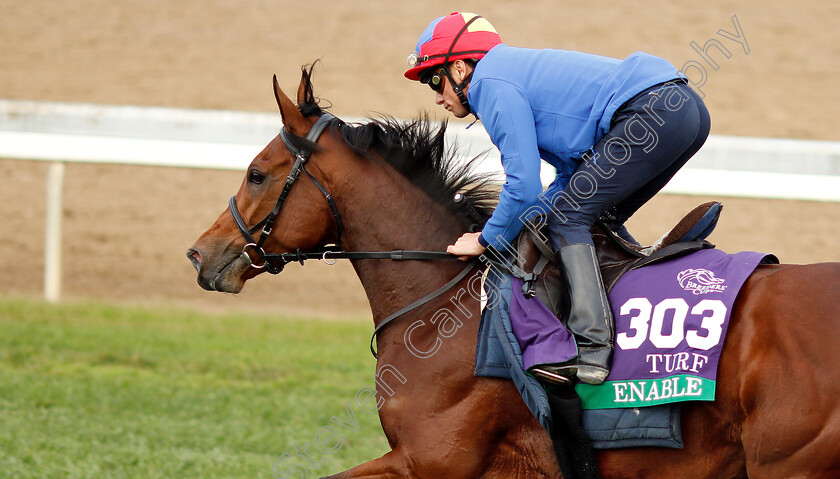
[512,201,723,316]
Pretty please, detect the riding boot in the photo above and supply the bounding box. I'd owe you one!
[540,243,614,385]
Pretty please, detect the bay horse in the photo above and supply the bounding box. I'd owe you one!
[187,66,840,478]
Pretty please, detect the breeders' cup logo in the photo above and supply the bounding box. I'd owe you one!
[677,268,727,295]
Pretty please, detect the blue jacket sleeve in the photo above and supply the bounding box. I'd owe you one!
[470,79,545,251]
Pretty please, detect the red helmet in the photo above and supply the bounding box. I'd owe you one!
[405,12,502,81]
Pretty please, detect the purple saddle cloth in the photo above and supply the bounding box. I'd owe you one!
[475,247,775,448]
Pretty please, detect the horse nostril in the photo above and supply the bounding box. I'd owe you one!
[186,248,202,272]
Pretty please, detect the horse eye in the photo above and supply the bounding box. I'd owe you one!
[248,170,266,185]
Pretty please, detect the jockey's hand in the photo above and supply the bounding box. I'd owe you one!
[446,232,486,261]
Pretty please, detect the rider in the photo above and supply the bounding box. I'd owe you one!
[405,12,710,385]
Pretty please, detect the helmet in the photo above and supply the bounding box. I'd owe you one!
[404,12,502,81]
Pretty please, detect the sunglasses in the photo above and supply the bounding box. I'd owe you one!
[421,68,447,93]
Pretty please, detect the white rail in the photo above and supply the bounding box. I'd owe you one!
[2,99,839,301]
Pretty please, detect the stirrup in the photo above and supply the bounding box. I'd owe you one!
[576,364,609,385]
[528,366,573,386]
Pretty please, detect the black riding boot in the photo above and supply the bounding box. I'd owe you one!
[534,243,614,385]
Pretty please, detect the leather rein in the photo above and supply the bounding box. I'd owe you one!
[228,113,479,358]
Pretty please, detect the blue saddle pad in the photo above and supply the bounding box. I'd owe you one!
[475,268,683,449]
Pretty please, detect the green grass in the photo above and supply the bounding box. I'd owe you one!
[0,298,388,478]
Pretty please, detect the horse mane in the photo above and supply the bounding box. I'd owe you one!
[290,64,497,226]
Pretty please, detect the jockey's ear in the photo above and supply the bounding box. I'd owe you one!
[273,74,307,136]
[451,59,474,84]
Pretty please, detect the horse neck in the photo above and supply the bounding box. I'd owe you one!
[335,159,474,325]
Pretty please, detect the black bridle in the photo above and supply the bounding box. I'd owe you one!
[227,112,480,357]
[229,113,343,274]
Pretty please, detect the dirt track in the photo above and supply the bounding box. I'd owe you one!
[1,1,838,319]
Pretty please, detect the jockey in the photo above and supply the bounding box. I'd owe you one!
[405,12,710,385]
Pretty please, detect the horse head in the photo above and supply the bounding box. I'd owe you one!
[187,68,344,293]
[188,64,497,304]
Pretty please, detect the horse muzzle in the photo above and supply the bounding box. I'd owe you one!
[186,246,251,293]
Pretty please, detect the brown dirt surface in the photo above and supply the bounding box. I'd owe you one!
[1,1,838,319]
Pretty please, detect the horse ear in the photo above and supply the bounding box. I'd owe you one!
[296,72,308,106]
[273,74,306,136]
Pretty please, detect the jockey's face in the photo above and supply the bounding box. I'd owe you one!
[433,60,472,119]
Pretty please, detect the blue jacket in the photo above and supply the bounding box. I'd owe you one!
[470,45,681,250]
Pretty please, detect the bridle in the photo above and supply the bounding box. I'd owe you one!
[229,113,343,275]
[227,112,481,357]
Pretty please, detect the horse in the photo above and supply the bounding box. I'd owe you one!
[187,66,840,479]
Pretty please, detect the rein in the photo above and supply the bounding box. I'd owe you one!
[228,112,481,358]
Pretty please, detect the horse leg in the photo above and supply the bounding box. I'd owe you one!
[320,450,409,479]
[320,379,560,479]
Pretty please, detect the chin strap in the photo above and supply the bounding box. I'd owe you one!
[446,69,473,109]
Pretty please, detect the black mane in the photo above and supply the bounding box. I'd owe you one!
[289,64,497,226]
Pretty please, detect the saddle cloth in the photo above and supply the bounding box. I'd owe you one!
[474,202,778,448]
[575,248,773,410]
[476,248,774,448]
[476,270,683,448]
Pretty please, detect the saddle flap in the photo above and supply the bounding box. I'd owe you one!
[515,229,564,316]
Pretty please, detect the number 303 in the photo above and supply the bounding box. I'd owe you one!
[616,298,726,351]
